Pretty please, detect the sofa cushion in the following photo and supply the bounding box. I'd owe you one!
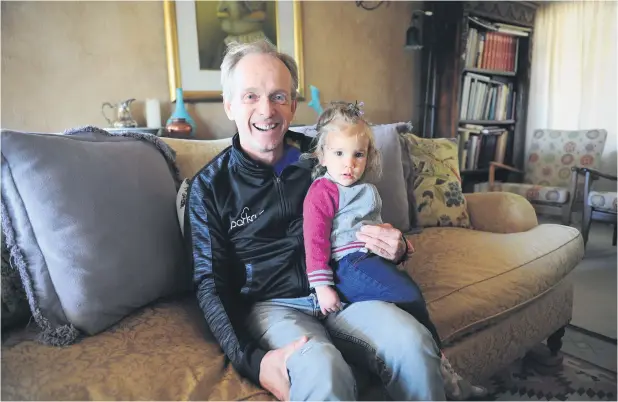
[290,123,411,232]
[490,182,570,204]
[403,224,583,344]
[1,297,274,401]
[400,133,471,228]
[0,127,190,345]
[588,191,618,212]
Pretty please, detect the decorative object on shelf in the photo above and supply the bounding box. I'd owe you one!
[163,0,305,101]
[145,99,162,129]
[307,85,324,116]
[165,118,193,138]
[101,99,138,128]
[166,88,195,137]
[404,10,433,51]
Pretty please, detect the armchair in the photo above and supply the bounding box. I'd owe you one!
[486,129,608,225]
[572,167,617,247]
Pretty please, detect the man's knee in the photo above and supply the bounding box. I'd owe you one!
[287,339,357,399]
[389,316,439,358]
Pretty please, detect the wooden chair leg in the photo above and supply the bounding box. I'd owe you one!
[582,206,593,246]
[561,203,572,226]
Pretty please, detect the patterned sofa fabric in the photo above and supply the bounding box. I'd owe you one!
[588,191,618,212]
[1,297,275,401]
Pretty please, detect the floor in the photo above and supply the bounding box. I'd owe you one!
[560,326,617,372]
[537,213,617,373]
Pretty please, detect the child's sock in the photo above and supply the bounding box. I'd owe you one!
[440,353,488,400]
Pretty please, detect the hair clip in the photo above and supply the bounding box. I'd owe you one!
[348,101,365,116]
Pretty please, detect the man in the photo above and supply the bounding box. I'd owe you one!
[185,39,449,401]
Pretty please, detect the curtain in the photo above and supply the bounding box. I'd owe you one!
[526,1,617,191]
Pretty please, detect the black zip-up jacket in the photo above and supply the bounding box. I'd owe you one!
[185,131,315,385]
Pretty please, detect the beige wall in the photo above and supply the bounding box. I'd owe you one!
[1,1,422,139]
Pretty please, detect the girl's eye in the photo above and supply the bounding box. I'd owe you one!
[355,152,365,158]
[335,151,343,156]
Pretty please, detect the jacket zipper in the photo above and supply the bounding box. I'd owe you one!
[275,172,309,293]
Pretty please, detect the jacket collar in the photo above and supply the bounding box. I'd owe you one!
[230,130,315,176]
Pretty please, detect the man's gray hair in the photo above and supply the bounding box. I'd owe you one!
[220,39,299,101]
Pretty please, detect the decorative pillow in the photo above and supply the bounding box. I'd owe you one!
[290,123,412,233]
[400,132,471,228]
[1,127,190,346]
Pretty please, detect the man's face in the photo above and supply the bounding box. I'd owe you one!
[224,53,297,159]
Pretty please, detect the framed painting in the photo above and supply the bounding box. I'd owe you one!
[163,0,305,102]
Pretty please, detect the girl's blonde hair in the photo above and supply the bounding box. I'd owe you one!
[304,101,382,181]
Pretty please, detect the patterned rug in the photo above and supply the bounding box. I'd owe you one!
[482,353,617,401]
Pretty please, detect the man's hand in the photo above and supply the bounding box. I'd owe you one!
[259,336,308,401]
[356,223,408,262]
[315,285,342,315]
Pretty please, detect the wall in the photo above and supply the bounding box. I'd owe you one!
[2,1,422,139]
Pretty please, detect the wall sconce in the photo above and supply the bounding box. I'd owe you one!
[405,10,433,51]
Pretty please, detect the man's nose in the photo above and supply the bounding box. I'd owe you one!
[257,96,274,117]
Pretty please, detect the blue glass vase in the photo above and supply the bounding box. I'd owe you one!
[167,88,196,136]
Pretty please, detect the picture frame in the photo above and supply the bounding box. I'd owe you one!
[163,0,305,102]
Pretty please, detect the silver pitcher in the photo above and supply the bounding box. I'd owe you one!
[102,99,138,128]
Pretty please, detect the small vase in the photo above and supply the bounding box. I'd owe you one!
[165,118,193,138]
[167,88,196,136]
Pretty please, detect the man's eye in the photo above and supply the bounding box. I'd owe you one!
[271,94,288,104]
[335,151,343,156]
[243,93,258,102]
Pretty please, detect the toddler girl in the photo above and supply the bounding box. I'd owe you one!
[302,101,486,400]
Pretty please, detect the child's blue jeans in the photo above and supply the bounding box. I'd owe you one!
[332,251,443,350]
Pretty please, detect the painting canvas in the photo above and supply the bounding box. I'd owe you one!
[164,0,304,102]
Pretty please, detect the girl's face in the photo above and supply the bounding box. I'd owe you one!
[320,123,369,187]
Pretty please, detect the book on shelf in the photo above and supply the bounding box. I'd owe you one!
[457,125,509,171]
[464,21,523,72]
[459,72,516,121]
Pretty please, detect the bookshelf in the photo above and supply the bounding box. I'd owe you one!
[420,1,538,192]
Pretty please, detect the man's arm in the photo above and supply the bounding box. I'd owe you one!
[186,176,267,385]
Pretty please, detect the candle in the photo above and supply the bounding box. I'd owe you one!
[145,98,161,128]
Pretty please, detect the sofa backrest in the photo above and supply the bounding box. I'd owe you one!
[162,137,232,179]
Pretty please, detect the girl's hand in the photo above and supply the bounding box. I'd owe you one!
[315,286,342,315]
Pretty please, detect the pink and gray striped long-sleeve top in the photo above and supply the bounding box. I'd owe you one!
[302,173,383,288]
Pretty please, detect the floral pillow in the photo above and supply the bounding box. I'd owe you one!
[400,133,471,228]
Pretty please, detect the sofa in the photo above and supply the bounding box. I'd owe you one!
[1,129,584,400]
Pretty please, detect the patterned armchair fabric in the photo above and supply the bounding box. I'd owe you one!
[588,191,618,213]
[483,129,608,208]
[525,129,607,188]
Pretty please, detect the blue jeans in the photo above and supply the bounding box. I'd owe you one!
[333,251,443,350]
[245,295,445,401]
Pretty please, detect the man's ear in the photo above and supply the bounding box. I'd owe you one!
[223,100,235,121]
